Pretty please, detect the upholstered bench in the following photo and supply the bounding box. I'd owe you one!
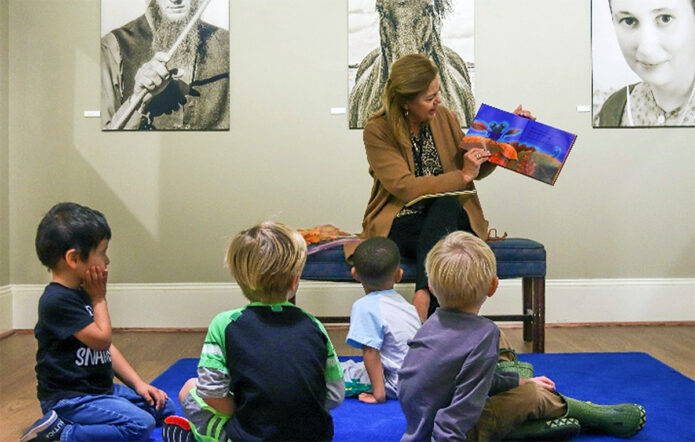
[301,237,546,352]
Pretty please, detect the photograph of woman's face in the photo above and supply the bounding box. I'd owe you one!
[610,0,695,92]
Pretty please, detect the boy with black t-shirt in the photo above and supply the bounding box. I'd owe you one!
[20,202,174,442]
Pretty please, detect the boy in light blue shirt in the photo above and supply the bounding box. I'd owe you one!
[341,237,421,403]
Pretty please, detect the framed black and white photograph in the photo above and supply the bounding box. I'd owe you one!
[592,0,695,127]
[101,0,230,131]
[348,0,475,129]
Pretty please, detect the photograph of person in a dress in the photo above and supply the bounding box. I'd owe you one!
[348,0,475,129]
[592,0,695,127]
[101,0,230,131]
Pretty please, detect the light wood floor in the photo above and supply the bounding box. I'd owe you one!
[1,324,693,441]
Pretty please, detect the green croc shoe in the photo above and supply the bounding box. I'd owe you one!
[563,396,647,438]
[504,417,581,441]
[497,349,534,379]
[344,379,372,397]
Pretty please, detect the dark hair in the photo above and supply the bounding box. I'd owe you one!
[352,237,401,285]
[35,202,112,269]
[607,0,695,13]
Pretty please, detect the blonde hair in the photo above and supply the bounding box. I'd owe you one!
[369,54,439,147]
[226,222,307,303]
[425,231,496,310]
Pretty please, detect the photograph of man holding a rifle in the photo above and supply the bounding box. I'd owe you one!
[101,0,230,131]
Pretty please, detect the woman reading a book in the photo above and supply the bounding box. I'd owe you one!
[595,0,695,126]
[346,53,534,321]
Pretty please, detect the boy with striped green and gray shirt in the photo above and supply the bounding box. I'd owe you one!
[163,222,344,442]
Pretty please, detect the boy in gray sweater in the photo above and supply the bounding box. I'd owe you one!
[398,231,645,441]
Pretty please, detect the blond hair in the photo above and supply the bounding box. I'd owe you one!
[369,54,439,147]
[226,222,307,303]
[425,231,496,310]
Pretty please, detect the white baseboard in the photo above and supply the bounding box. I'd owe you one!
[0,285,12,333]
[9,279,695,329]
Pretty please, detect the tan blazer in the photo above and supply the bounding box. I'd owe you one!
[345,106,494,258]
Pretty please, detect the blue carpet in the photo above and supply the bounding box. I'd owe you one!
[150,352,695,441]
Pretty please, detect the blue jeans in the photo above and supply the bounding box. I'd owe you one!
[40,384,175,442]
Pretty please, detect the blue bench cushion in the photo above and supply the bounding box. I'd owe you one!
[301,237,545,282]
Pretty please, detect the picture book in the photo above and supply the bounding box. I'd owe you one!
[461,103,577,185]
[297,224,361,255]
[404,190,477,208]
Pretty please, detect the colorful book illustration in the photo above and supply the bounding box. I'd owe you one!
[462,103,577,185]
[404,190,477,208]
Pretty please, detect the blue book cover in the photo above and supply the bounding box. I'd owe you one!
[462,103,577,185]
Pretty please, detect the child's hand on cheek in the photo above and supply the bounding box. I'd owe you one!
[83,266,108,300]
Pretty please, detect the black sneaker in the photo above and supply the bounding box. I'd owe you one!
[20,410,65,442]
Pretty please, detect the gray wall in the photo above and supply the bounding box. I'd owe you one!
[6,0,694,288]
[1,0,9,286]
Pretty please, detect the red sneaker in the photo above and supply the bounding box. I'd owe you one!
[162,415,195,442]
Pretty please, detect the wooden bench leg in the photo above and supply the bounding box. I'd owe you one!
[523,277,546,353]
[522,278,533,342]
[533,277,545,353]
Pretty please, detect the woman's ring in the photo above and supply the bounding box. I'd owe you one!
[476,154,481,159]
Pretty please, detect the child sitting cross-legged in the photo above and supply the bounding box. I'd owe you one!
[340,237,422,404]
[398,231,646,441]
[21,202,174,442]
[163,221,344,442]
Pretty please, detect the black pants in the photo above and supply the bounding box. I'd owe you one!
[388,196,474,317]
